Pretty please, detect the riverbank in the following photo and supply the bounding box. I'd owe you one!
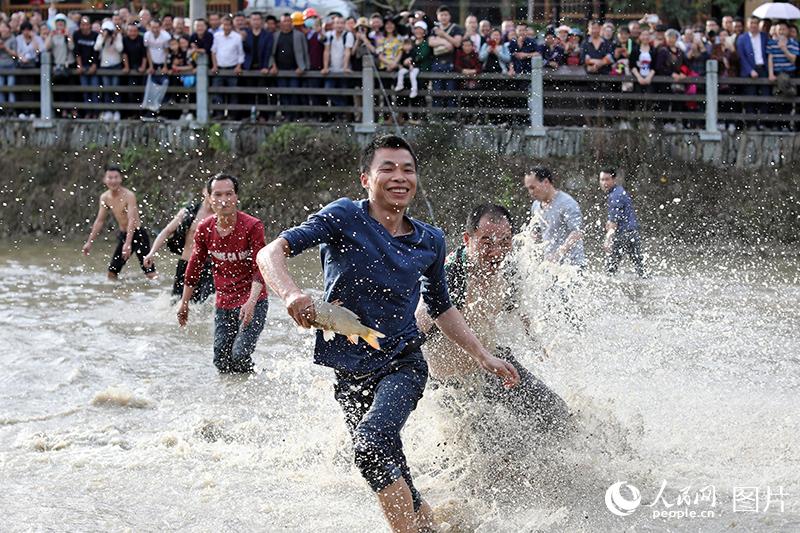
[1,123,798,244]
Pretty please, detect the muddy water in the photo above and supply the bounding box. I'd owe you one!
[0,238,798,532]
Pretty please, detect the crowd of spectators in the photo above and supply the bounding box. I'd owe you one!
[0,4,798,128]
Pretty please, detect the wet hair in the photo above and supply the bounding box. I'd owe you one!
[207,173,239,194]
[360,135,418,174]
[466,204,513,234]
[600,168,617,178]
[105,164,122,174]
[527,166,554,183]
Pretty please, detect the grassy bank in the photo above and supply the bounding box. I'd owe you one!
[1,124,798,246]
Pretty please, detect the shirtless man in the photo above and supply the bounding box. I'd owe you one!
[143,186,215,302]
[416,204,569,431]
[82,165,157,280]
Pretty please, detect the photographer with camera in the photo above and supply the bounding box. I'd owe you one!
[94,20,123,120]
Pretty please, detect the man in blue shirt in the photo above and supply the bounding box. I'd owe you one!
[257,135,519,533]
[600,169,645,277]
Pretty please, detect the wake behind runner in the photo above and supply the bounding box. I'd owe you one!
[257,135,519,533]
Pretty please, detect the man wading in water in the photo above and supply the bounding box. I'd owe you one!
[257,135,519,533]
[415,204,570,433]
[177,174,268,374]
[143,185,215,303]
[82,165,158,280]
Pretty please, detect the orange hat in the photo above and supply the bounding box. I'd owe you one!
[291,11,304,26]
[303,7,318,19]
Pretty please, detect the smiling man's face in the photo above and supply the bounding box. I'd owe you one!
[360,148,418,211]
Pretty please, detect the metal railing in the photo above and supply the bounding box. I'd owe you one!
[2,53,799,138]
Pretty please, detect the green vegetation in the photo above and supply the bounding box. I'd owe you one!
[0,126,797,245]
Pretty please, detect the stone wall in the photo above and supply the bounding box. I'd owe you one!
[2,119,800,169]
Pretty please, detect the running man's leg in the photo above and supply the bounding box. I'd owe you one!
[228,298,268,373]
[605,235,624,275]
[107,231,127,280]
[173,259,188,297]
[334,353,429,531]
[132,228,157,278]
[626,230,646,277]
[213,307,240,372]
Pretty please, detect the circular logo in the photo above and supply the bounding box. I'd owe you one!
[605,481,642,516]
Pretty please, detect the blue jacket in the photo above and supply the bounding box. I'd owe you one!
[736,31,768,77]
[243,29,273,70]
[280,198,452,374]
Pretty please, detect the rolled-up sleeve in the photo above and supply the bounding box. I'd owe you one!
[278,198,350,257]
[420,229,452,319]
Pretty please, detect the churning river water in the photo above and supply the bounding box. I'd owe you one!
[0,238,798,532]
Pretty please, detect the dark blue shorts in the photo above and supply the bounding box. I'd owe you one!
[333,350,428,510]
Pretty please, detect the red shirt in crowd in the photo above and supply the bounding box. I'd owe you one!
[185,211,268,309]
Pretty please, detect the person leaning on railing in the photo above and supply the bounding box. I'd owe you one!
[766,21,798,130]
[541,27,565,69]
[122,22,147,109]
[0,21,16,113]
[242,12,273,121]
[46,14,74,82]
[94,20,123,120]
[268,13,309,121]
[322,14,354,114]
[736,16,769,126]
[428,5,464,108]
[15,21,44,117]
[210,16,244,119]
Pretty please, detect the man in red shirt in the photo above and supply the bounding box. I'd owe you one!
[177,174,269,373]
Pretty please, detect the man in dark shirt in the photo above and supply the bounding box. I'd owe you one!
[122,22,147,108]
[507,23,540,75]
[258,135,518,533]
[189,18,214,55]
[73,16,99,117]
[542,27,565,68]
[599,169,645,277]
[269,13,308,119]
[243,12,273,118]
[581,20,613,75]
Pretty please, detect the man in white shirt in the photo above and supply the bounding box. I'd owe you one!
[144,18,171,74]
[211,16,245,117]
[321,14,353,109]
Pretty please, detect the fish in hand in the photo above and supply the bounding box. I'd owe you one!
[310,299,386,350]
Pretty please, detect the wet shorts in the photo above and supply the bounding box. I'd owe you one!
[333,349,428,511]
[108,228,155,275]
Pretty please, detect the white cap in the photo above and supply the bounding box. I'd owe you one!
[414,21,428,31]
[101,20,116,32]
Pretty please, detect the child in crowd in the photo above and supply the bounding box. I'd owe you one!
[393,38,420,97]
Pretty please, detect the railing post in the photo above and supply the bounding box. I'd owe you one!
[525,55,545,137]
[195,54,209,126]
[35,50,53,128]
[355,53,376,134]
[700,59,721,141]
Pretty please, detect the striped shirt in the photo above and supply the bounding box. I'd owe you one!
[767,38,798,73]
